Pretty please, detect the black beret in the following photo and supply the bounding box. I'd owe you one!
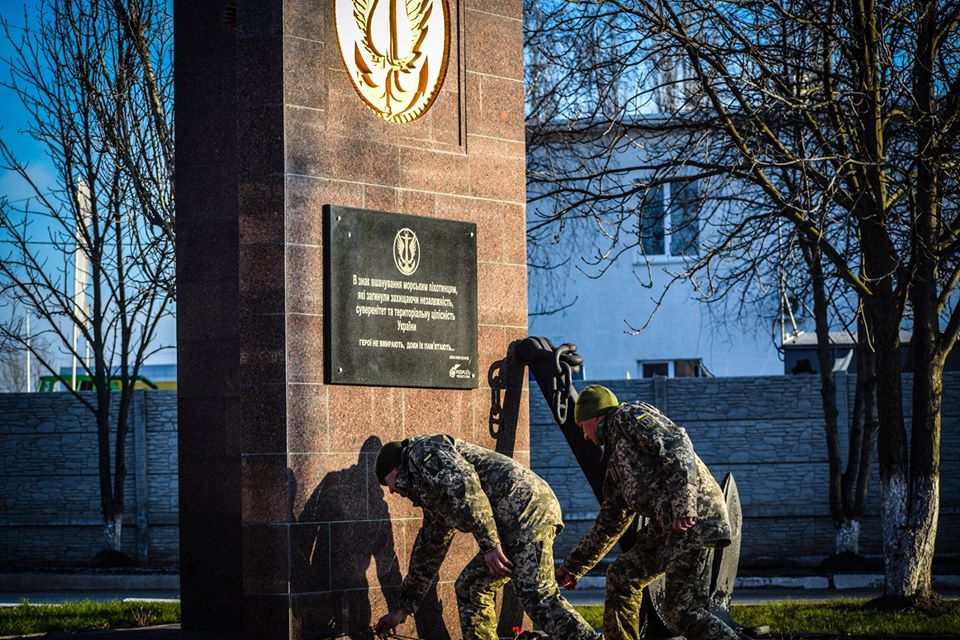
[375,440,405,485]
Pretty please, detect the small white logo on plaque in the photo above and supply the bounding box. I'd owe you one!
[394,228,420,276]
[449,363,472,379]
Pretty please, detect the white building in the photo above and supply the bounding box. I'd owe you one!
[526,128,786,379]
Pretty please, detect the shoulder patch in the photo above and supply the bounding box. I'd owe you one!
[422,452,443,475]
[634,412,655,430]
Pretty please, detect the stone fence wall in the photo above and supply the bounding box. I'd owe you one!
[1,374,957,569]
[0,391,178,568]
[531,372,960,569]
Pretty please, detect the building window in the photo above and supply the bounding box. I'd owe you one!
[639,359,708,378]
[641,361,669,378]
[640,186,665,256]
[674,359,703,377]
[638,181,700,258]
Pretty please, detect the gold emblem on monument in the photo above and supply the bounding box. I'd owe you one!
[334,0,450,124]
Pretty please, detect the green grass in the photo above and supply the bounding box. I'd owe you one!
[576,598,960,636]
[0,599,180,636]
[2,598,958,637]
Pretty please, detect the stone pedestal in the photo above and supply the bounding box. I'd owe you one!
[175,1,527,637]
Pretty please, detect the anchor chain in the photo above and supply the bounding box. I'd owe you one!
[548,342,579,426]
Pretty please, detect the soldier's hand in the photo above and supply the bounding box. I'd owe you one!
[672,516,696,532]
[555,566,577,590]
[484,544,514,577]
[375,608,408,638]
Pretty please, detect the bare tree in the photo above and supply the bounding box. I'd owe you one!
[0,310,51,392]
[0,0,174,560]
[525,0,959,604]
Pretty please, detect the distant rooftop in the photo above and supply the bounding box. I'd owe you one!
[782,330,914,347]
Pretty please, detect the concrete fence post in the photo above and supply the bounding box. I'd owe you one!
[133,389,149,564]
[654,375,668,413]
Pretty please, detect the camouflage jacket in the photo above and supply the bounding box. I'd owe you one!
[395,434,563,612]
[561,401,732,578]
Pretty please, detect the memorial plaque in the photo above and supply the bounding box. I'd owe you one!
[324,205,479,388]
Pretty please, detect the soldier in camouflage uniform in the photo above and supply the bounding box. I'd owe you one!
[373,434,597,640]
[555,385,740,640]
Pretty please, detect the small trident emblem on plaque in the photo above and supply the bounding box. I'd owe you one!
[394,228,420,276]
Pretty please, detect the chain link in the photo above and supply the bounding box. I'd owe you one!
[549,343,577,426]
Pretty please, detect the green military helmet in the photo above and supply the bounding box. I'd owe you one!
[574,385,619,423]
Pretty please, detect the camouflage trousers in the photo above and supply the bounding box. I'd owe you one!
[604,530,739,640]
[455,525,597,640]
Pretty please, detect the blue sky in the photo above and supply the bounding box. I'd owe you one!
[0,2,177,367]
[0,4,53,202]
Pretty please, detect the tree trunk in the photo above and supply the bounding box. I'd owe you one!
[836,519,860,555]
[834,314,878,559]
[883,469,939,600]
[868,291,911,599]
[848,0,936,602]
[851,327,877,520]
[880,0,943,602]
[858,220,911,598]
[104,512,123,552]
[800,238,846,548]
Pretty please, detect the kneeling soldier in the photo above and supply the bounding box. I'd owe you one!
[556,385,739,640]
[374,434,597,640]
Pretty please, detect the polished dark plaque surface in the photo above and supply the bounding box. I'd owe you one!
[324,205,479,388]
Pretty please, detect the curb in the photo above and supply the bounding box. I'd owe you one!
[0,573,179,592]
[738,576,831,589]
[577,574,960,591]
[2,571,957,594]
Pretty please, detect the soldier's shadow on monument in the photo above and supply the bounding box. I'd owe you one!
[291,435,450,640]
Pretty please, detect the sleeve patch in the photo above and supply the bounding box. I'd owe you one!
[422,452,443,474]
[634,412,655,430]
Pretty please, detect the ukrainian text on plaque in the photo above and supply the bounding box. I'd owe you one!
[324,205,478,388]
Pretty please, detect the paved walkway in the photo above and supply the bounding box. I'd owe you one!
[565,587,960,605]
[6,586,956,607]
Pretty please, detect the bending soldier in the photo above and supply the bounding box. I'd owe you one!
[374,434,598,640]
[556,385,740,640]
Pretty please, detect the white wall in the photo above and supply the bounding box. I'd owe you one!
[528,251,783,378]
[526,132,784,378]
